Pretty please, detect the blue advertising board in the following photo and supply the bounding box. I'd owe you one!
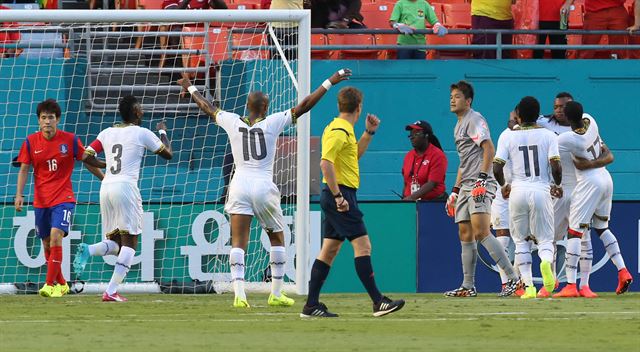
[417,201,639,294]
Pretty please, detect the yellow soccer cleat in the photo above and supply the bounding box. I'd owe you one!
[268,292,295,307]
[233,296,250,308]
[540,261,555,295]
[520,286,537,299]
[54,283,70,297]
[39,284,55,298]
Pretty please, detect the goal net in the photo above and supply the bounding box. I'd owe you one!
[0,10,311,295]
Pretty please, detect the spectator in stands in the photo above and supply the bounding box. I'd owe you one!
[388,0,448,60]
[579,0,629,59]
[627,0,639,59]
[0,5,20,58]
[471,0,515,59]
[401,120,447,201]
[269,0,304,61]
[533,0,571,59]
[310,0,365,29]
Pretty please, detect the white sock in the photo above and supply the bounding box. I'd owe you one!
[89,240,120,256]
[515,242,533,287]
[270,246,286,297]
[496,236,511,284]
[579,236,593,289]
[598,229,626,270]
[537,241,554,264]
[230,247,246,300]
[565,237,581,284]
[105,246,135,295]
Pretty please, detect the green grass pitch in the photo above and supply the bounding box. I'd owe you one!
[1,293,638,351]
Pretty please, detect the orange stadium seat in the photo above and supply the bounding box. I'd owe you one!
[311,34,333,59]
[430,3,445,25]
[138,0,163,9]
[566,34,581,59]
[568,4,584,29]
[231,31,270,60]
[374,33,398,59]
[328,34,380,59]
[360,3,394,29]
[442,3,471,28]
[182,27,230,67]
[426,33,471,59]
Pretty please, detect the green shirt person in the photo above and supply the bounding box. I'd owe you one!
[389,0,447,59]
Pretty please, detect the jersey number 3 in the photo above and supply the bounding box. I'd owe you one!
[239,127,267,161]
[518,145,540,177]
[111,144,123,174]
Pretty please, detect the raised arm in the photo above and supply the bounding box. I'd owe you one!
[357,114,380,159]
[178,74,220,122]
[293,69,351,118]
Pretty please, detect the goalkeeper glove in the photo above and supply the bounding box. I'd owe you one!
[393,22,415,35]
[445,186,459,218]
[471,172,489,203]
[432,23,448,37]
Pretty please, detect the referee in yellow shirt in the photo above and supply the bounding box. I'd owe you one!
[300,86,405,318]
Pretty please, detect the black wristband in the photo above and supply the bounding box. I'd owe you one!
[451,186,460,194]
[365,129,375,136]
[333,192,343,199]
[478,172,488,180]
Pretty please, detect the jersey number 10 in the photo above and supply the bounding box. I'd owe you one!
[239,127,267,161]
[518,145,540,177]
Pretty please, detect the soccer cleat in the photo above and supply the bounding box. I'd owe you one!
[579,286,598,298]
[39,284,55,298]
[300,302,339,318]
[540,261,555,294]
[553,283,580,298]
[233,296,250,308]
[616,268,633,295]
[520,286,537,299]
[268,292,295,307]
[52,283,70,297]
[73,243,90,277]
[537,286,551,298]
[373,296,405,317]
[102,292,128,302]
[499,279,522,297]
[444,286,477,297]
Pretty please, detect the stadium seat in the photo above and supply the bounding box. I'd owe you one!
[227,3,258,9]
[231,31,270,60]
[568,4,584,29]
[437,0,468,3]
[360,3,393,29]
[328,34,380,59]
[442,3,471,28]
[182,26,206,67]
[374,33,398,59]
[566,34,581,59]
[311,34,333,59]
[426,33,471,59]
[138,0,163,9]
[430,3,445,25]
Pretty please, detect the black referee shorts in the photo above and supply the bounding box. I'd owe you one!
[320,185,367,242]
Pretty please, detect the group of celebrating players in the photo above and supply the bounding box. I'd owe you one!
[445,81,633,299]
[13,70,632,315]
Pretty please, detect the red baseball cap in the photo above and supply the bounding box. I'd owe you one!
[405,120,433,134]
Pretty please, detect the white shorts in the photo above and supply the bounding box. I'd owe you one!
[100,182,143,235]
[491,192,510,230]
[552,187,573,241]
[508,188,554,245]
[225,175,285,233]
[569,173,613,231]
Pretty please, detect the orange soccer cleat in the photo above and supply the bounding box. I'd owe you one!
[616,268,633,295]
[579,286,598,298]
[537,280,559,298]
[552,283,580,298]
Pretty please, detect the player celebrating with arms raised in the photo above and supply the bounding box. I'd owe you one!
[178,69,351,308]
[76,95,173,302]
[15,99,104,298]
[445,81,521,297]
[493,96,562,299]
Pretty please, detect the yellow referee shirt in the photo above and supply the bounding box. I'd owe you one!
[471,0,513,21]
[321,117,360,189]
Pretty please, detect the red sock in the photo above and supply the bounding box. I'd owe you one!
[45,248,50,261]
[47,246,63,285]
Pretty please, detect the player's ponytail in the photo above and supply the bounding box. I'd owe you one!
[428,134,443,151]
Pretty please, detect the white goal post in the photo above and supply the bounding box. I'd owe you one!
[0,10,312,295]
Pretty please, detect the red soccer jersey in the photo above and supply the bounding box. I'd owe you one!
[539,0,565,21]
[584,0,624,13]
[17,130,85,208]
[401,143,447,200]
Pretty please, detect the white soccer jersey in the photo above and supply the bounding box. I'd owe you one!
[538,116,576,188]
[495,127,560,191]
[557,114,607,183]
[89,125,164,185]
[215,109,293,179]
